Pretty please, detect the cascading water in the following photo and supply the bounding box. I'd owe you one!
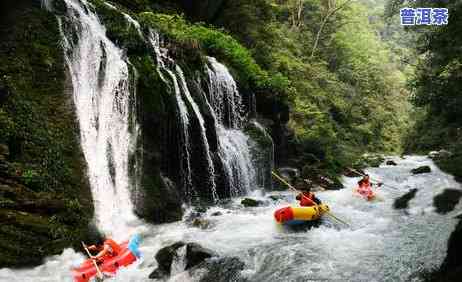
[176,66,218,200]
[4,2,461,282]
[249,120,274,190]
[206,57,243,129]
[147,31,197,200]
[58,0,137,239]
[206,57,257,196]
[148,31,259,200]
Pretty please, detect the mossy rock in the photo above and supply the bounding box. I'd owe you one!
[0,2,93,267]
[241,198,263,207]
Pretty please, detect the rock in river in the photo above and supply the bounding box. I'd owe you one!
[149,242,217,279]
[241,198,264,207]
[433,189,462,214]
[393,189,418,210]
[411,165,431,175]
[386,160,397,166]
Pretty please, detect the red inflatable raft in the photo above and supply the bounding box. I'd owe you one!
[355,183,375,201]
[73,241,137,282]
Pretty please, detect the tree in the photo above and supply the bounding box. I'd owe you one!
[311,0,354,58]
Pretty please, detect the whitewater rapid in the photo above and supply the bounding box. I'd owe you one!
[1,156,460,281]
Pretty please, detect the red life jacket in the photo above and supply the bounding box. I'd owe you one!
[104,239,121,256]
[298,192,316,207]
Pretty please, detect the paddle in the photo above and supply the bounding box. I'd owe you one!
[271,171,350,227]
[82,242,104,280]
[346,167,401,191]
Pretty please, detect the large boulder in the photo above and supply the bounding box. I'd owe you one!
[432,220,462,282]
[186,243,217,269]
[134,174,183,223]
[149,242,217,279]
[411,165,431,175]
[150,242,186,279]
[393,189,418,210]
[433,189,462,214]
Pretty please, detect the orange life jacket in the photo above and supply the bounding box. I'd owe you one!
[297,192,316,207]
[104,239,121,256]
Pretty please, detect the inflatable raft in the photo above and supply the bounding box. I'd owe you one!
[274,204,330,226]
[73,235,141,282]
[355,184,375,201]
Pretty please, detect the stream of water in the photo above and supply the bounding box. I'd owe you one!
[58,0,138,240]
[2,156,460,282]
[5,1,459,281]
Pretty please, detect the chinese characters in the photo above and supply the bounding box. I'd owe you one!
[400,8,449,26]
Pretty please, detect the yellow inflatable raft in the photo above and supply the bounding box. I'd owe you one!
[274,204,330,225]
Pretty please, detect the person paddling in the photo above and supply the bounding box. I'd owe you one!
[296,186,322,207]
[356,174,382,200]
[84,238,121,262]
[358,174,371,187]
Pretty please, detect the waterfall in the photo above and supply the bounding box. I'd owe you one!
[148,31,259,200]
[249,120,274,189]
[176,66,218,201]
[206,57,243,129]
[55,0,266,229]
[217,128,256,196]
[165,67,195,198]
[148,32,195,199]
[148,31,219,201]
[58,0,137,239]
[206,58,257,196]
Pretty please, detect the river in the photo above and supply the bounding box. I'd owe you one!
[1,155,460,282]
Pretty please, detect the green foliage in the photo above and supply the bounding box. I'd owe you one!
[409,1,462,123]
[235,0,411,173]
[400,1,462,178]
[0,3,93,266]
[138,12,289,95]
[90,0,147,55]
[135,0,411,174]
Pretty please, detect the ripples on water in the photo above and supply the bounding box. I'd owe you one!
[2,156,461,282]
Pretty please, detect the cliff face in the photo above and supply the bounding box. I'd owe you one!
[0,0,279,267]
[0,0,94,267]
